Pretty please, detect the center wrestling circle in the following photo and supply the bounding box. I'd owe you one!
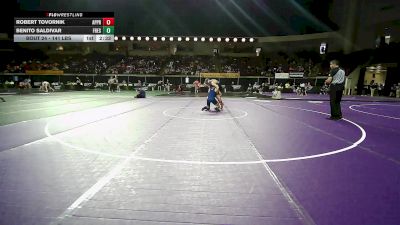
[45,104,366,164]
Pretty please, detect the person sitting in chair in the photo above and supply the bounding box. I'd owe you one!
[19,78,31,89]
[135,88,146,98]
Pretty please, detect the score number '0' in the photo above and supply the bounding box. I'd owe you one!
[102,18,114,26]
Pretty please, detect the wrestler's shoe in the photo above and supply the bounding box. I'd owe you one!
[202,106,210,111]
[214,107,221,112]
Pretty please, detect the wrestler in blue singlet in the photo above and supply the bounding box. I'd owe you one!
[202,86,219,111]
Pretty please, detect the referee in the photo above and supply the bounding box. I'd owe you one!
[325,60,345,120]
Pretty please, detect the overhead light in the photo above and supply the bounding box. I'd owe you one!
[217,37,221,42]
[233,38,237,42]
[241,38,246,42]
[209,37,214,42]
[201,37,205,42]
[145,36,150,41]
[130,36,134,41]
[169,37,174,41]
[114,36,118,41]
[225,38,230,42]
[161,37,166,41]
[193,37,198,42]
[185,37,190,41]
[122,36,126,41]
[249,38,254,42]
[137,36,142,41]
[153,37,157,41]
[178,37,182,41]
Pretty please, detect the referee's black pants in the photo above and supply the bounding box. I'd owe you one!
[329,84,344,119]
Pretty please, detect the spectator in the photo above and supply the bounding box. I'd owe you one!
[76,77,83,90]
[193,79,200,94]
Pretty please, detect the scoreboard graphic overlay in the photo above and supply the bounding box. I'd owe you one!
[14,12,114,42]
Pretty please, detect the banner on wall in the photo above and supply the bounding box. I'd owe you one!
[200,72,240,78]
[26,70,64,75]
[289,72,304,78]
[274,73,289,79]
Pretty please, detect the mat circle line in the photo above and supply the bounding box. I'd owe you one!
[45,104,366,164]
[349,103,400,120]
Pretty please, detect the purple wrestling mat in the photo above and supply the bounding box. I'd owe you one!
[0,96,399,225]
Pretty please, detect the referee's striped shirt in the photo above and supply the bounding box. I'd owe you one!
[332,69,345,84]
